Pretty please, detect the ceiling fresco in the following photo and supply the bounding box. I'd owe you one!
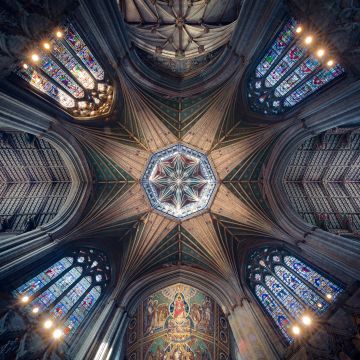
[126,283,230,360]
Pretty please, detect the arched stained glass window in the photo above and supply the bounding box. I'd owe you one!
[13,248,110,342]
[247,247,343,343]
[16,22,113,119]
[247,18,345,115]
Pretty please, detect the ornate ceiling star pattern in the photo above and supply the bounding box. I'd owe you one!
[142,144,217,219]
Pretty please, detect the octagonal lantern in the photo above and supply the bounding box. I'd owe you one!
[141,144,218,220]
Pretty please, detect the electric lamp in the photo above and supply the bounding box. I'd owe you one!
[32,307,39,314]
[43,42,51,50]
[44,320,53,329]
[31,53,40,62]
[326,293,333,300]
[296,26,303,34]
[21,295,29,303]
[56,30,63,38]
[316,48,325,57]
[22,63,29,69]
[301,315,312,326]
[53,328,63,339]
[292,325,301,335]
[327,60,334,67]
[304,36,313,45]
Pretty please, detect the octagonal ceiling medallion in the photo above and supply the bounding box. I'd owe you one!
[142,144,218,220]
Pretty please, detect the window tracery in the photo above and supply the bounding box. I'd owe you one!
[0,130,71,234]
[247,18,344,115]
[284,128,360,236]
[13,248,110,342]
[247,247,343,343]
[17,23,114,119]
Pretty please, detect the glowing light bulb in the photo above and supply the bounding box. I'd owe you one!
[43,42,51,50]
[327,60,334,67]
[304,36,313,45]
[302,315,312,326]
[316,48,325,57]
[32,307,39,314]
[21,295,29,303]
[44,320,53,329]
[22,63,29,69]
[56,31,63,38]
[292,325,301,335]
[326,293,333,300]
[52,328,63,339]
[31,53,40,62]
[296,26,303,34]
[317,302,323,308]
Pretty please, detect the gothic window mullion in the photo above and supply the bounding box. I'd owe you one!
[279,64,324,108]
[279,254,329,304]
[10,182,33,231]
[46,47,88,93]
[258,37,298,88]
[34,60,77,102]
[321,183,341,230]
[268,260,315,311]
[24,263,76,305]
[259,275,298,324]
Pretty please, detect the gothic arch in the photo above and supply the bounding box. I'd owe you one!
[0,92,92,280]
[263,103,360,282]
[0,244,113,359]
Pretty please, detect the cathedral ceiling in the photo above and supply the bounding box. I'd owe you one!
[1,0,360,313]
[120,0,241,77]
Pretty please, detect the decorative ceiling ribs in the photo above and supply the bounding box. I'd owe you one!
[121,0,240,60]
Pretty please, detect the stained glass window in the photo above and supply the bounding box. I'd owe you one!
[12,248,110,343]
[248,18,344,115]
[16,23,113,119]
[247,247,343,343]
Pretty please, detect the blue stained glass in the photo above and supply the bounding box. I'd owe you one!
[65,24,104,81]
[49,276,91,320]
[274,57,320,97]
[265,46,304,87]
[51,41,95,90]
[265,275,305,319]
[18,66,75,108]
[14,257,73,297]
[256,18,297,78]
[39,55,84,98]
[274,266,328,313]
[284,64,344,106]
[255,285,292,342]
[284,256,343,299]
[63,286,101,339]
[29,267,82,312]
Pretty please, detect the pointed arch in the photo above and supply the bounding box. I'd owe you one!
[247,18,344,115]
[246,246,344,343]
[12,247,110,343]
[16,22,115,120]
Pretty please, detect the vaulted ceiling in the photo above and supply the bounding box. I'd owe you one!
[1,0,360,358]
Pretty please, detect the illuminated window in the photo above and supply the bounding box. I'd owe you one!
[17,23,113,119]
[13,248,110,342]
[247,18,344,115]
[247,247,343,343]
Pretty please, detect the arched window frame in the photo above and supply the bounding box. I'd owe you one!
[246,246,344,344]
[247,17,345,116]
[15,20,115,120]
[12,247,111,344]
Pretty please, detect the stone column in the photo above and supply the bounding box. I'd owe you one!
[228,300,280,360]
